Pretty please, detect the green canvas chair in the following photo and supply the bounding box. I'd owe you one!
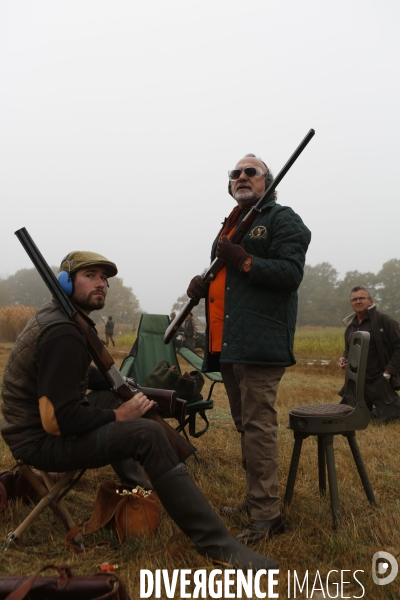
[120,315,215,453]
[120,314,180,383]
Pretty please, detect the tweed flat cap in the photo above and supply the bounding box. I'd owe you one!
[59,251,118,277]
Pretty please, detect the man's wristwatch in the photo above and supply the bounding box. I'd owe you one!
[383,372,391,380]
[241,257,252,273]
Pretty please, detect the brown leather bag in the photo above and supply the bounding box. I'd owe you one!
[69,481,159,546]
[0,564,130,600]
[143,359,205,404]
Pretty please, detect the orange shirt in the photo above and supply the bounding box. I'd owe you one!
[208,227,235,353]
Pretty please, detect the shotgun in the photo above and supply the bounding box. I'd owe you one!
[164,128,315,344]
[15,227,195,462]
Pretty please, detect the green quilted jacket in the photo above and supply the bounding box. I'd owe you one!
[203,199,311,370]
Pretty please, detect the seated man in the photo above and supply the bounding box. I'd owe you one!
[1,250,277,571]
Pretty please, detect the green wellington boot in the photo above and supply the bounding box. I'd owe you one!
[152,464,278,571]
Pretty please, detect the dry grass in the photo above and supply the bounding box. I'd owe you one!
[0,341,399,598]
[294,326,344,359]
[0,306,37,342]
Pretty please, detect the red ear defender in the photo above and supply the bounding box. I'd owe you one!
[57,271,73,296]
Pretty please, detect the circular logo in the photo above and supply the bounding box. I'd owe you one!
[250,226,267,239]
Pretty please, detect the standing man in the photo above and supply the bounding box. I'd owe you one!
[1,250,277,570]
[184,312,197,350]
[105,315,115,347]
[339,286,400,422]
[187,154,311,543]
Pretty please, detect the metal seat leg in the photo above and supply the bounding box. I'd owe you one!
[284,434,304,507]
[323,435,340,529]
[346,433,376,505]
[317,436,326,497]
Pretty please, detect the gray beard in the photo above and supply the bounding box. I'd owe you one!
[234,189,259,209]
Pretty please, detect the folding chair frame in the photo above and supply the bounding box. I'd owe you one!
[2,460,85,551]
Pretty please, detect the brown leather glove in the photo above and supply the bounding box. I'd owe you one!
[187,275,208,305]
[216,236,251,271]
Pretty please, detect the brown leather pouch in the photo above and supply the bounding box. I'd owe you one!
[83,481,160,544]
[0,564,129,600]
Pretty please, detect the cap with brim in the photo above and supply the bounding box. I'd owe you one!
[59,251,118,278]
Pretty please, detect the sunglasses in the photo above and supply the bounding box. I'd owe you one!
[228,166,265,181]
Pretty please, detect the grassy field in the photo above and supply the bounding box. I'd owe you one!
[0,332,399,599]
[294,327,344,360]
[115,324,345,359]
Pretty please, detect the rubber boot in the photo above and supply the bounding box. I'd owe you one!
[112,459,152,489]
[152,464,278,571]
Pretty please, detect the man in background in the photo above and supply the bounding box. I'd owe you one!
[187,153,311,543]
[184,312,197,350]
[339,285,400,422]
[105,315,115,347]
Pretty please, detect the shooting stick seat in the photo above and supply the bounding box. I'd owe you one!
[2,461,85,551]
[284,331,376,528]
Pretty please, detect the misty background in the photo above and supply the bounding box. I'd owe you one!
[1,0,399,315]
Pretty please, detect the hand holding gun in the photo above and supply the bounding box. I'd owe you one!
[114,391,154,421]
[186,275,209,305]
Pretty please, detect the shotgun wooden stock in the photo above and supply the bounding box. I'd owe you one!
[15,228,196,463]
[164,128,315,344]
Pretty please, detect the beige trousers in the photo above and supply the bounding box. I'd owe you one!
[220,363,285,521]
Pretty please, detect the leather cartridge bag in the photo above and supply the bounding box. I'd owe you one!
[80,481,159,544]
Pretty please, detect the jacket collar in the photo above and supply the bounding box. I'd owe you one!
[240,198,276,215]
[343,304,377,326]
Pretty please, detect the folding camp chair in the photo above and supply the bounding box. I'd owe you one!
[120,314,217,451]
[2,460,85,551]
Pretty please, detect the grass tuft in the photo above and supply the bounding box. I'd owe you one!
[0,306,37,342]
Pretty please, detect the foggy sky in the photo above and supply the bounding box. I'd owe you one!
[1,0,399,314]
